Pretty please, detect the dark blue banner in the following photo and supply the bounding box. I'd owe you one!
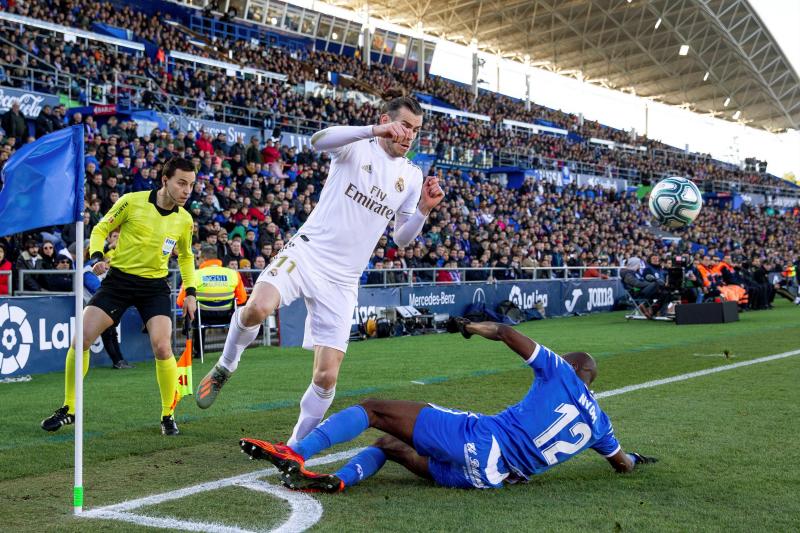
[0,296,153,377]
[278,279,625,348]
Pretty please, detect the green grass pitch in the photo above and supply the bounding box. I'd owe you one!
[1,301,799,532]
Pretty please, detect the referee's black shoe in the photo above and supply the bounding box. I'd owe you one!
[41,406,75,432]
[161,415,180,436]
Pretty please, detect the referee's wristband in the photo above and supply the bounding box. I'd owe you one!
[185,287,197,297]
[90,251,104,262]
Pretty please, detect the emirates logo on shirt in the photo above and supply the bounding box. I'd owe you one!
[344,183,395,221]
[395,177,405,192]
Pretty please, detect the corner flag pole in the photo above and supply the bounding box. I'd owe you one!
[73,211,85,514]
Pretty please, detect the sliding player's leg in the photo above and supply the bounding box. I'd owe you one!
[337,433,433,487]
[41,305,114,431]
[241,399,427,492]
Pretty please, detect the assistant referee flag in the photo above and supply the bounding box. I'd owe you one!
[0,125,84,236]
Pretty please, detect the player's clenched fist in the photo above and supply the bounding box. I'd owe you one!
[92,260,109,276]
[373,121,413,144]
[419,176,445,215]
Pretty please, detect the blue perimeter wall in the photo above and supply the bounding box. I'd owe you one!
[278,279,625,347]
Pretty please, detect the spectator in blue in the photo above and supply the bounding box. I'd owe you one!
[132,166,158,192]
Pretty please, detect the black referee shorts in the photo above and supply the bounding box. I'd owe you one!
[88,268,172,327]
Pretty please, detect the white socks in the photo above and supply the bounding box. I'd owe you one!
[287,382,336,447]
[218,308,260,373]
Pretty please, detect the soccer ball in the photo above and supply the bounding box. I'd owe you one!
[648,177,703,229]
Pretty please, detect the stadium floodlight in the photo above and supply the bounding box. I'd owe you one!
[654,18,662,29]
[270,17,278,25]
[733,110,741,120]
[331,32,339,40]
[724,97,731,107]
[678,45,690,56]
[703,71,710,81]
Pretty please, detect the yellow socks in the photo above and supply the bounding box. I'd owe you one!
[64,346,90,414]
[156,357,178,417]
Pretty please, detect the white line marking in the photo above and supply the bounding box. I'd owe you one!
[82,448,360,515]
[239,481,322,533]
[87,511,258,533]
[411,380,425,385]
[595,348,800,399]
[84,348,800,532]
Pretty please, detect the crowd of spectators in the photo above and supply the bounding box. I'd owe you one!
[1,1,799,298]
[2,0,794,192]
[1,107,798,299]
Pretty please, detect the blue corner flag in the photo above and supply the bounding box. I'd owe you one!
[0,125,84,236]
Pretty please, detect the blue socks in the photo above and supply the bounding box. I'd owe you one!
[335,447,387,487]
[294,405,370,460]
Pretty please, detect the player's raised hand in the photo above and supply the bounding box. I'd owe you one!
[92,260,109,276]
[373,121,413,144]
[419,176,445,215]
[446,317,473,339]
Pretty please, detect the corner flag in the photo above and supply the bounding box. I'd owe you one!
[176,339,193,398]
[0,125,86,514]
[0,125,84,235]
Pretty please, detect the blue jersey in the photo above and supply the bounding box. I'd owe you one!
[479,344,620,479]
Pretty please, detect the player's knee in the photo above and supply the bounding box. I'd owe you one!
[358,398,384,425]
[373,435,413,463]
[243,299,270,325]
[312,369,338,390]
[152,342,173,359]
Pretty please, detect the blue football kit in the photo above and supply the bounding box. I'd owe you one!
[413,344,620,489]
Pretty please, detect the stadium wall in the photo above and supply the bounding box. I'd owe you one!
[278,279,626,348]
[0,297,152,378]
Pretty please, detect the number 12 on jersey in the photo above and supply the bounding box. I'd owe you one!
[533,404,592,465]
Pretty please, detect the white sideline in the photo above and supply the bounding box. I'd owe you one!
[594,348,800,399]
[83,348,800,532]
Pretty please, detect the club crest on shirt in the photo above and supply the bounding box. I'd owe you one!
[395,177,405,192]
[268,268,278,276]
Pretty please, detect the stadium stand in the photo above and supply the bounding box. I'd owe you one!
[1,0,798,310]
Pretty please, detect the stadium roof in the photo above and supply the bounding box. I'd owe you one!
[329,0,800,131]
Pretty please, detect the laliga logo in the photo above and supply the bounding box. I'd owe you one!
[0,303,33,375]
[509,285,548,310]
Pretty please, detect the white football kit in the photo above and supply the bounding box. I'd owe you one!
[257,126,424,352]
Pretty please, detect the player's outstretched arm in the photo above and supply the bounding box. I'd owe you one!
[606,449,658,473]
[454,320,538,362]
[310,125,375,152]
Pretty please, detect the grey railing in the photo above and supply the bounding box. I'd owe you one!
[359,266,621,287]
[15,265,621,297]
[0,271,10,296]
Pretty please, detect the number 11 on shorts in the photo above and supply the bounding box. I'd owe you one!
[273,256,297,274]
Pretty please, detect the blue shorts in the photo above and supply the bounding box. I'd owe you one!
[412,404,510,489]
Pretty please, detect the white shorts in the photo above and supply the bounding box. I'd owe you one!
[256,248,358,352]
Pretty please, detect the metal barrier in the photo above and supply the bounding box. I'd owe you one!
[0,271,10,296]
[360,266,621,287]
[17,265,620,294]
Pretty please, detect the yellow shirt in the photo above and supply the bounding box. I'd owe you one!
[90,190,196,288]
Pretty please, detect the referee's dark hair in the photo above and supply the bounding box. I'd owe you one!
[382,96,423,118]
[161,157,196,184]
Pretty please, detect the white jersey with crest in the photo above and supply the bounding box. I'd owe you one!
[291,136,423,285]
